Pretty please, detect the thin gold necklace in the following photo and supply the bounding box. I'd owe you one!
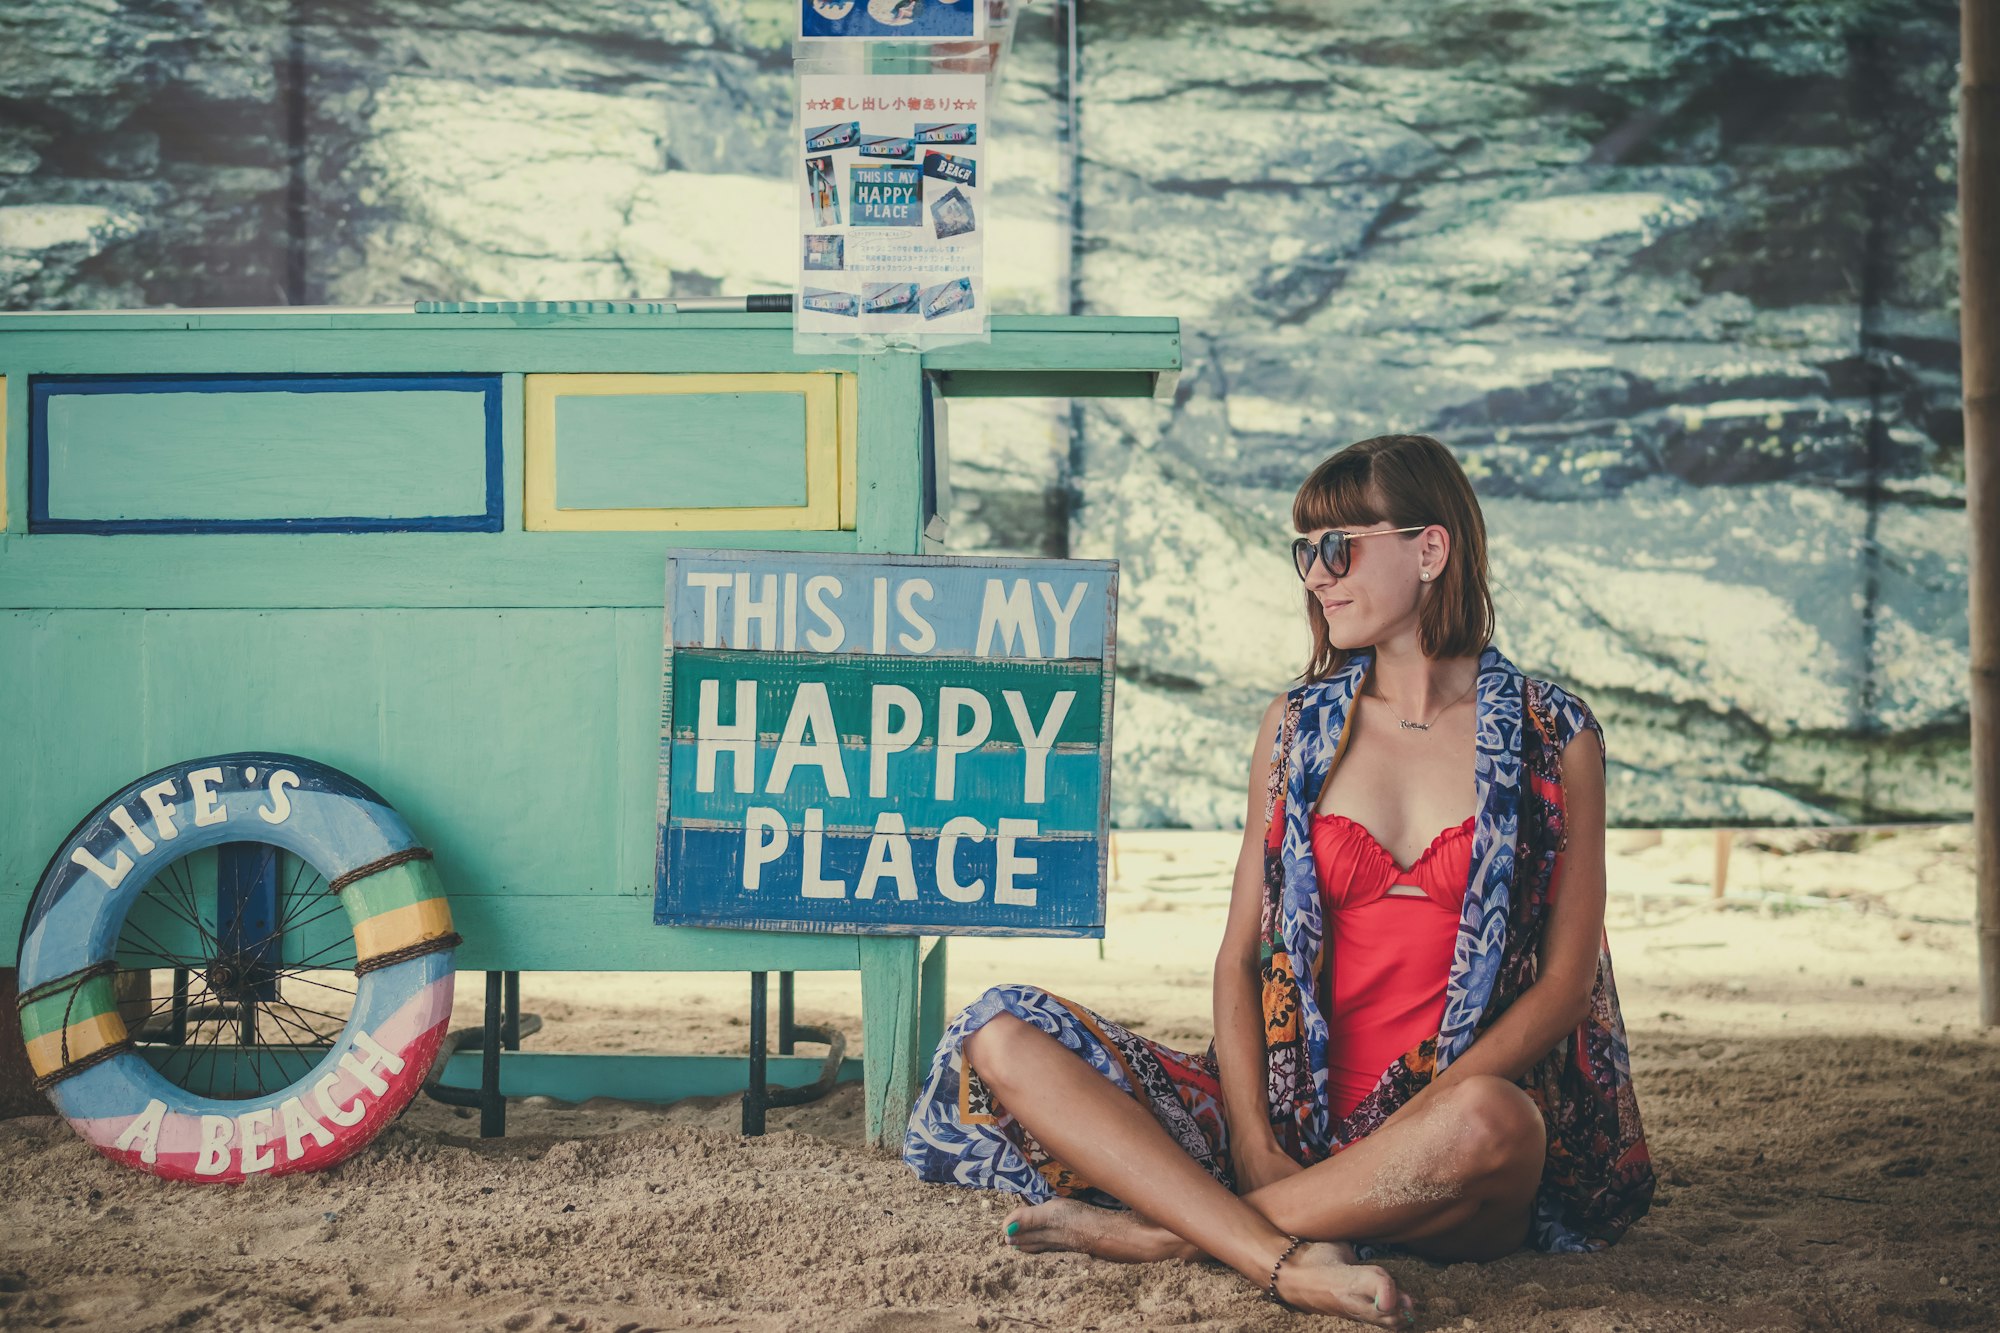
[1375,676,1477,731]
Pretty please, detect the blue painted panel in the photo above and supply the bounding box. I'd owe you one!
[667,741,1103,833]
[30,374,502,534]
[658,826,1100,934]
[667,549,1113,659]
[554,392,809,510]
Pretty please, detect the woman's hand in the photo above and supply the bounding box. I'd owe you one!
[1231,1135,1305,1195]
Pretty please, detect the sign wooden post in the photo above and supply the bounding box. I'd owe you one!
[1964,0,1999,1027]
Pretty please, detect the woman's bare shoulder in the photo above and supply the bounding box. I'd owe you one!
[1255,688,1294,740]
[1529,674,1605,759]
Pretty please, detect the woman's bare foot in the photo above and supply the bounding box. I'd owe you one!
[1276,1241,1417,1328]
[1001,1199,1198,1263]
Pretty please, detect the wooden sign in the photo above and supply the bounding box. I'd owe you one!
[655,550,1116,936]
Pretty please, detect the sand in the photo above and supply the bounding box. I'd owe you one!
[2,825,1995,1331]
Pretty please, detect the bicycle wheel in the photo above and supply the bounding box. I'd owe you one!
[16,753,458,1182]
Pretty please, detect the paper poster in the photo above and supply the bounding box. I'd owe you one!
[799,0,985,42]
[797,73,985,343]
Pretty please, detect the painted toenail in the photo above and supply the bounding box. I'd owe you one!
[1005,1221,1019,1236]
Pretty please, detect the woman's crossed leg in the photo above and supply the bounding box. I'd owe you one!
[963,1014,1547,1325]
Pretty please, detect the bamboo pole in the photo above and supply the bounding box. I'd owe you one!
[1965,0,2000,1026]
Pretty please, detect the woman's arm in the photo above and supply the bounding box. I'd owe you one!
[1391,727,1607,1118]
[1213,694,1299,1189]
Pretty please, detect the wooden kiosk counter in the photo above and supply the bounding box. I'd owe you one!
[0,306,1180,1157]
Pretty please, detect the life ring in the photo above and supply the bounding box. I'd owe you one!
[14,753,458,1182]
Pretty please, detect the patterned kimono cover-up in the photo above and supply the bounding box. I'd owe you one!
[902,643,1656,1258]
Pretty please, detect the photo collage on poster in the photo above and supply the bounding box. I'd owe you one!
[798,0,986,42]
[798,72,984,338]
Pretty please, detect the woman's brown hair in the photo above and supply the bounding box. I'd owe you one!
[1291,433,1495,684]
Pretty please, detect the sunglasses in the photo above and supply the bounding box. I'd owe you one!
[1292,525,1430,581]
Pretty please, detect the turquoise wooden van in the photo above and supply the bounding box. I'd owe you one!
[0,306,1179,1155]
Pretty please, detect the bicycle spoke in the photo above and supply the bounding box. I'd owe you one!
[257,1000,324,1048]
[131,888,215,957]
[284,850,310,903]
[276,972,360,1001]
[117,918,203,974]
[143,870,204,936]
[267,998,342,1047]
[182,1007,228,1099]
[123,981,201,1034]
[222,844,279,956]
[245,1014,265,1094]
[114,841,386,1100]
[290,934,362,970]
[263,997,352,1027]
[153,857,205,933]
[277,899,349,942]
[277,864,331,933]
[273,1000,341,1047]
[161,859,220,958]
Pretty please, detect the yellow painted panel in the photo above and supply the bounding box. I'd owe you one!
[26,1011,127,1080]
[353,896,456,962]
[525,373,843,532]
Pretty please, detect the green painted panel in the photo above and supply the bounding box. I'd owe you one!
[132,1045,863,1103]
[555,392,808,510]
[612,608,661,894]
[0,610,149,923]
[0,327,853,378]
[931,370,1160,399]
[0,531,865,609]
[859,934,921,1144]
[434,1050,864,1103]
[501,373,526,535]
[5,366,26,536]
[671,648,1104,746]
[0,317,1178,402]
[857,353,924,555]
[0,609,893,968]
[0,610,623,914]
[45,384,490,522]
[445,897,867,971]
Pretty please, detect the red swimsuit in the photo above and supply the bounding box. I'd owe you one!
[1311,811,1475,1118]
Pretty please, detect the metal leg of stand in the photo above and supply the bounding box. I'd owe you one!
[502,971,521,1051]
[778,971,796,1055]
[480,970,505,1139]
[744,971,769,1137]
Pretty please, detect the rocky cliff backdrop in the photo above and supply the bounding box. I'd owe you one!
[0,0,1967,828]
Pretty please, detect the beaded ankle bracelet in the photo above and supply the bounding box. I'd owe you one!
[1264,1235,1306,1305]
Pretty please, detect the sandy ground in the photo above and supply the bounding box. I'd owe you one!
[2,825,1996,1332]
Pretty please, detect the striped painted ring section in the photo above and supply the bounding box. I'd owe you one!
[20,971,126,1082]
[337,858,455,970]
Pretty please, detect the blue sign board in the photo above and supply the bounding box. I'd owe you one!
[851,164,923,226]
[655,550,1118,937]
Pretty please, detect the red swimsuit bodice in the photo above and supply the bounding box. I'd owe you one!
[1310,810,1475,1119]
